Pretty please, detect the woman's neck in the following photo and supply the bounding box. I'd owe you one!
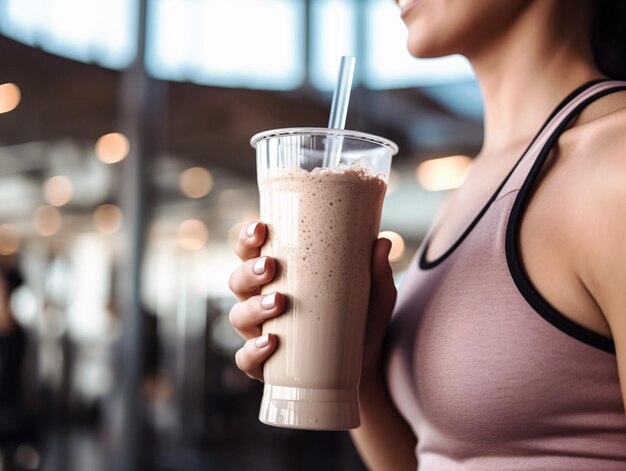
[469,0,602,156]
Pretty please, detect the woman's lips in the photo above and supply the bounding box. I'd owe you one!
[398,0,419,18]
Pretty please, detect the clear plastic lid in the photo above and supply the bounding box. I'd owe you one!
[250,127,399,155]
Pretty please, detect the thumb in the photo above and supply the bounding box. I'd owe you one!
[361,238,398,383]
[369,238,397,320]
[364,238,397,350]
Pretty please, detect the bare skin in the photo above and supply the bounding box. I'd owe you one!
[229,0,626,469]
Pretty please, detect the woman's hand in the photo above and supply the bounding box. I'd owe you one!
[228,221,285,382]
[227,220,397,389]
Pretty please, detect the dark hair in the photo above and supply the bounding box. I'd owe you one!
[591,1,626,80]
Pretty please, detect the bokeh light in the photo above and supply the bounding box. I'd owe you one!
[92,204,123,235]
[378,230,406,262]
[179,167,214,199]
[416,155,472,191]
[177,219,208,251]
[0,224,21,255]
[15,444,40,470]
[0,83,21,114]
[33,205,62,236]
[11,285,38,328]
[95,132,130,164]
[43,175,74,207]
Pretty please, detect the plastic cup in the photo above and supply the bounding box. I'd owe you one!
[250,127,398,430]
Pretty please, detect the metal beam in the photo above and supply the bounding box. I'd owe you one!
[117,0,166,469]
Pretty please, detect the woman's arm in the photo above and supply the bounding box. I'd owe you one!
[351,379,418,471]
[349,239,418,470]
[576,115,626,408]
[582,197,626,408]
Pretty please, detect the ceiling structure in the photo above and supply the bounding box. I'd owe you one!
[0,34,483,174]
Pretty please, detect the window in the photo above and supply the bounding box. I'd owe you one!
[0,0,137,69]
[310,0,357,91]
[0,0,475,90]
[146,0,305,90]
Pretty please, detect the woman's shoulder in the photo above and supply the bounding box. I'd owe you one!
[552,87,626,270]
[561,88,626,174]
[559,90,626,220]
[522,87,626,241]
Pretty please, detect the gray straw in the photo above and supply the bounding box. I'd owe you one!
[324,56,356,168]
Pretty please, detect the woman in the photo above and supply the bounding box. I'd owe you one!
[228,0,626,468]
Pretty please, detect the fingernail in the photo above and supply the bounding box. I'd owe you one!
[253,257,267,275]
[261,292,276,310]
[255,334,270,348]
[246,221,259,238]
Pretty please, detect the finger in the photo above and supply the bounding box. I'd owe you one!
[228,256,276,301]
[234,333,277,382]
[235,221,267,261]
[229,292,286,340]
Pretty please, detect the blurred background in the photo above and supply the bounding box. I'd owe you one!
[0,0,483,469]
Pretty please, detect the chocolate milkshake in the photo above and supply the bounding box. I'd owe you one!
[251,128,397,430]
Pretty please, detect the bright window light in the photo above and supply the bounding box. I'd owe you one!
[0,0,475,90]
[146,0,305,90]
[310,0,357,91]
[0,0,39,45]
[365,0,475,89]
[0,0,137,69]
[67,234,111,340]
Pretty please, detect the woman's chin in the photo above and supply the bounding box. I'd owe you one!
[406,37,452,59]
[404,25,457,58]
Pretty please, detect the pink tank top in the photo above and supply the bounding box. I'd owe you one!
[385,80,626,470]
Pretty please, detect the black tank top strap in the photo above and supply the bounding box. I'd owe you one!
[496,79,626,199]
[418,79,615,270]
[504,79,626,354]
